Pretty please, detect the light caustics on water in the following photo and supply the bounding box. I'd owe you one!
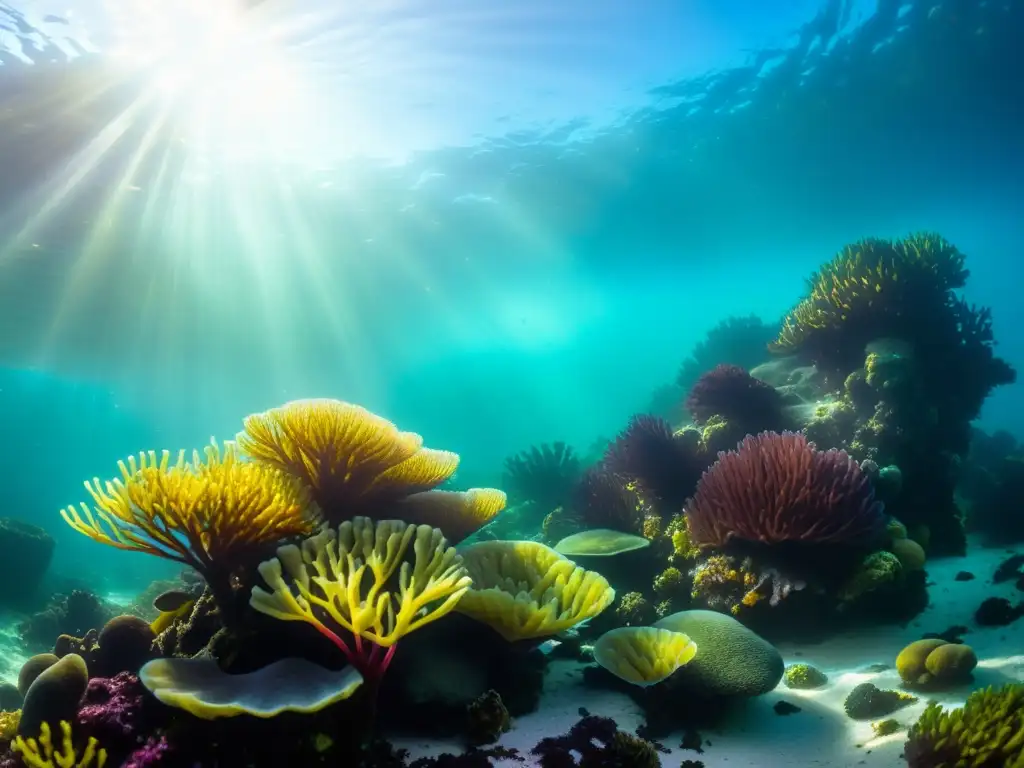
[1,1,612,390]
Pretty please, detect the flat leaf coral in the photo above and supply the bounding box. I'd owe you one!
[455,540,615,642]
[250,516,470,682]
[61,441,317,606]
[139,656,363,720]
[592,626,697,686]
[685,431,886,550]
[905,684,1024,767]
[237,399,505,540]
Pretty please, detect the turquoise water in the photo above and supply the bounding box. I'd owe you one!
[0,1,1022,766]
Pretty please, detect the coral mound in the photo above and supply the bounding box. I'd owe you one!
[685,431,886,550]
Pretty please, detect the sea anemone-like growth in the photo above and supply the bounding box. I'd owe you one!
[686,432,886,550]
[250,517,470,686]
[677,315,777,392]
[501,442,582,510]
[685,364,788,430]
[904,684,1024,767]
[455,540,615,642]
[238,399,506,541]
[603,416,710,511]
[61,442,317,611]
[571,466,646,535]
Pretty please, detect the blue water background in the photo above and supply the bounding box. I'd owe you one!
[0,0,1021,593]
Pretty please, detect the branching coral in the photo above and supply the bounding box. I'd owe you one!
[250,517,470,683]
[501,442,581,510]
[12,721,106,768]
[905,684,1024,767]
[237,399,505,541]
[61,442,317,608]
[685,431,886,550]
[685,364,788,430]
[455,540,614,642]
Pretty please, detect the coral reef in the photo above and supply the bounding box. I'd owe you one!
[19,592,113,654]
[775,234,1015,556]
[570,466,647,535]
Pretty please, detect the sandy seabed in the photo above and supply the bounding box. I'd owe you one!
[396,537,1024,767]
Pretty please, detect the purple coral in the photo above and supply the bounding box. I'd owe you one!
[77,672,147,743]
[685,364,787,428]
[686,431,886,550]
[124,735,173,767]
[603,415,710,509]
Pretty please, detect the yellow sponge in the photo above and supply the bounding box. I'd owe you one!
[593,627,697,686]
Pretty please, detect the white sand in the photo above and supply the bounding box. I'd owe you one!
[396,537,1024,767]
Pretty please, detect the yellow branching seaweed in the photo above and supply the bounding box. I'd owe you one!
[250,516,471,679]
[61,441,317,581]
[13,721,106,768]
[455,540,616,642]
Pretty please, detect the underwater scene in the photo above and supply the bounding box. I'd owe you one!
[1,0,1023,766]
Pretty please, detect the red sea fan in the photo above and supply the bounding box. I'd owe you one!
[686,431,886,550]
[685,364,787,428]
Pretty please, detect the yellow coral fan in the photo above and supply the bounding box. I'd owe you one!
[250,516,470,677]
[390,488,507,544]
[238,399,457,513]
[13,721,106,768]
[237,399,504,540]
[455,540,615,642]
[61,441,317,581]
[593,626,697,686]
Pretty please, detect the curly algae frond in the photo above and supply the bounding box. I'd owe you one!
[250,516,470,679]
[13,720,106,768]
[237,399,505,539]
[455,540,615,642]
[61,441,317,579]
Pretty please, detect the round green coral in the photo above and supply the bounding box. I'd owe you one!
[838,550,903,602]
[784,663,828,690]
[905,684,1024,768]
